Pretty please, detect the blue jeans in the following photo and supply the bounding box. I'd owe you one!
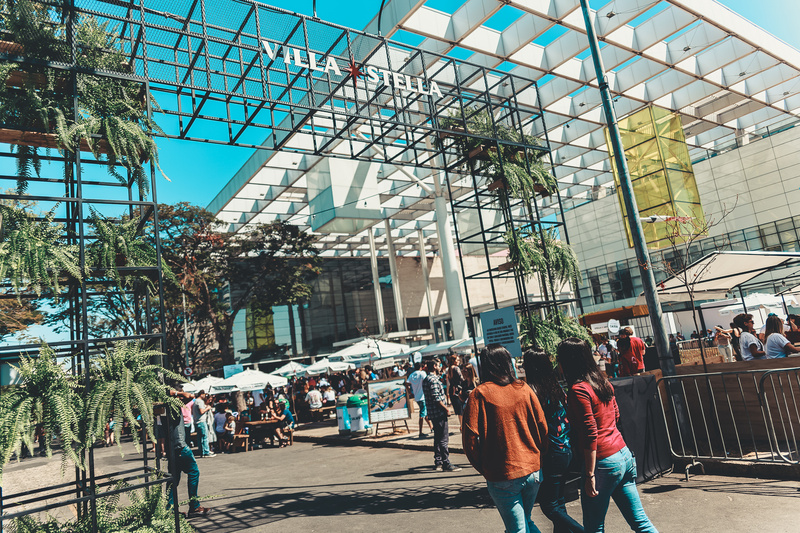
[196,421,210,456]
[486,470,543,533]
[168,445,200,511]
[581,447,657,533]
[539,447,584,533]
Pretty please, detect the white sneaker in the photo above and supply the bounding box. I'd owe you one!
[203,452,216,458]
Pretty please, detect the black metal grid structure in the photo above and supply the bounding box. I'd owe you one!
[0,0,179,529]
[437,89,580,339]
[0,0,574,529]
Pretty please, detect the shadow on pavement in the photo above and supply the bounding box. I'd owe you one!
[190,481,495,533]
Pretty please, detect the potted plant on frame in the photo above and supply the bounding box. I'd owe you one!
[0,202,83,299]
[87,208,175,289]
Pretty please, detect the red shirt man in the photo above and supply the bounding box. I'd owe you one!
[618,327,645,376]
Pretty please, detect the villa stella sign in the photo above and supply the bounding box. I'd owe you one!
[261,41,444,98]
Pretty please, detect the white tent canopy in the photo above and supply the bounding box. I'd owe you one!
[636,251,800,304]
[273,361,308,376]
[330,338,410,362]
[209,370,287,394]
[303,358,355,376]
[182,375,224,394]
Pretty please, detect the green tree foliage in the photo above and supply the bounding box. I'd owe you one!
[155,203,320,369]
[0,298,43,338]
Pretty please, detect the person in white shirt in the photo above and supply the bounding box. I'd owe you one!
[764,314,800,359]
[407,362,433,437]
[305,387,323,409]
[734,313,766,360]
[322,386,336,406]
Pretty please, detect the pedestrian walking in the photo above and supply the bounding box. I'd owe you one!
[167,389,210,518]
[462,344,548,533]
[422,359,461,472]
[523,349,584,533]
[557,338,657,533]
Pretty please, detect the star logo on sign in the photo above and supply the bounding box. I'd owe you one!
[344,60,366,89]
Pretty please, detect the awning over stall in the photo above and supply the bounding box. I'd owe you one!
[635,251,800,304]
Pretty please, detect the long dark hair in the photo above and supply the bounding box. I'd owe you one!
[523,349,565,412]
[764,315,784,341]
[480,344,518,386]
[557,337,614,403]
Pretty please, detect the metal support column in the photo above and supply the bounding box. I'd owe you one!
[579,0,674,376]
[384,219,405,332]
[417,229,436,333]
[433,174,467,340]
[368,229,386,336]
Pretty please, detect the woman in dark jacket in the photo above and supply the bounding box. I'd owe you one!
[524,349,584,533]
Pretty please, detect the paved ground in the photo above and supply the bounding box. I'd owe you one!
[5,418,800,532]
[180,441,800,533]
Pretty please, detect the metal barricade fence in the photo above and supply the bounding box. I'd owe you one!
[656,370,780,463]
[758,368,800,463]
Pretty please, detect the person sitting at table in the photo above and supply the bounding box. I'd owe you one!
[272,402,295,447]
[764,314,800,358]
[322,386,336,407]
[733,313,765,360]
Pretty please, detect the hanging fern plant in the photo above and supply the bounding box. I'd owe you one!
[437,106,559,198]
[0,343,83,480]
[87,208,175,290]
[0,203,83,299]
[504,226,580,291]
[61,16,167,196]
[519,311,592,354]
[87,341,184,453]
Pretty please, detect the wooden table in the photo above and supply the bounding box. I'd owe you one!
[245,419,282,444]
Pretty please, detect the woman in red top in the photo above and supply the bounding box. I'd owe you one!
[557,338,657,533]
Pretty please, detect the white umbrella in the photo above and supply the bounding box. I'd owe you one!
[211,369,287,393]
[274,360,308,376]
[183,375,224,394]
[326,361,354,373]
[332,339,410,361]
[303,358,332,376]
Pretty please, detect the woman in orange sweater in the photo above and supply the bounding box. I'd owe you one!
[463,344,549,533]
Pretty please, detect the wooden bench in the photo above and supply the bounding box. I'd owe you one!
[309,405,336,421]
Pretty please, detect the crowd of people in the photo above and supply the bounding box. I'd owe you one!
[163,314,800,526]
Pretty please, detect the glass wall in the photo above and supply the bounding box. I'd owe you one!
[606,106,705,249]
[244,257,399,360]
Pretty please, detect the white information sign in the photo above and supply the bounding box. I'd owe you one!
[480,306,522,360]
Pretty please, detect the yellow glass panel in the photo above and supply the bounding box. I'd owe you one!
[605,105,705,249]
